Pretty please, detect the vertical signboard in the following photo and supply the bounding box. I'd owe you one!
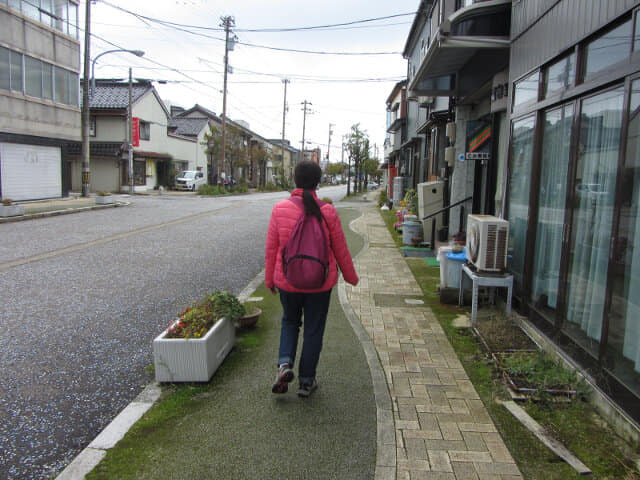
[132,117,140,147]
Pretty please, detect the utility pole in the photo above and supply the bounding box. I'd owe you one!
[281,78,289,179]
[345,134,352,197]
[300,100,312,163]
[81,0,91,197]
[220,15,235,185]
[128,67,134,194]
[327,123,334,164]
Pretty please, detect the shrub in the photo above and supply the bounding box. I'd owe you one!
[378,189,389,207]
[97,191,111,196]
[321,197,333,205]
[1,198,13,206]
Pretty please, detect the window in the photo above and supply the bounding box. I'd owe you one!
[605,78,640,396]
[25,56,42,98]
[0,47,9,91]
[66,69,77,106]
[89,117,96,136]
[54,65,67,104]
[54,0,67,33]
[506,115,536,290]
[40,0,53,26]
[513,71,539,108]
[67,1,77,37]
[531,104,573,314]
[140,121,150,140]
[10,50,22,92]
[42,62,52,100]
[21,0,39,20]
[565,86,624,354]
[543,53,575,98]
[584,20,632,79]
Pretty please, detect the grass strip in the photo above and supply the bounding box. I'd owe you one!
[380,207,639,479]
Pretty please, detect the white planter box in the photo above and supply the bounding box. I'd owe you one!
[95,195,115,205]
[153,317,235,382]
[0,205,24,217]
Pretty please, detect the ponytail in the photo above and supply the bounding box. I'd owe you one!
[302,188,322,221]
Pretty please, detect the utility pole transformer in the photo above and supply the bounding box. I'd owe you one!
[81,0,91,197]
[220,15,235,185]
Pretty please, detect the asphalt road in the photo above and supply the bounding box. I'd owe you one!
[0,186,347,480]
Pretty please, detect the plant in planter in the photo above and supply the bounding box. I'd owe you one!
[153,292,239,382]
[0,198,24,217]
[95,191,115,205]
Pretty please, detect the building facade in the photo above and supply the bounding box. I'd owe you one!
[506,0,640,426]
[0,0,81,200]
[398,0,640,430]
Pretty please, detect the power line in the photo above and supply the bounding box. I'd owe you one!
[98,2,414,33]
[99,1,405,55]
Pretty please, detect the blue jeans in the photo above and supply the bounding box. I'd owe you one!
[278,289,332,384]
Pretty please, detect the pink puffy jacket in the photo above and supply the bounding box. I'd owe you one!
[265,189,359,293]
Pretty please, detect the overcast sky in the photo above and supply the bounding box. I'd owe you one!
[85,0,418,162]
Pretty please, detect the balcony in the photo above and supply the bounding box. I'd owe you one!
[408,0,511,97]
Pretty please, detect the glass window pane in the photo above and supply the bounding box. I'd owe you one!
[42,62,52,100]
[53,0,66,33]
[67,1,77,37]
[21,0,39,20]
[513,71,539,108]
[506,116,536,290]
[605,79,640,396]
[585,20,632,78]
[635,12,640,52]
[544,53,575,98]
[531,104,573,313]
[10,51,22,92]
[24,56,42,98]
[54,66,67,104]
[565,87,624,354]
[40,0,53,27]
[67,70,77,106]
[0,47,9,91]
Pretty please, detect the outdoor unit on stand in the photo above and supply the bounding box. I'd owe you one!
[417,180,443,246]
[466,214,509,272]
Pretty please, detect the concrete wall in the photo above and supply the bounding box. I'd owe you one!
[94,116,126,142]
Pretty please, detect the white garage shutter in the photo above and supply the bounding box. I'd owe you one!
[0,143,61,201]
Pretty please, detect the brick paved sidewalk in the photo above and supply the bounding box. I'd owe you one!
[344,204,523,480]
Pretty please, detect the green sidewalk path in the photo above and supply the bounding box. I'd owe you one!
[87,207,376,479]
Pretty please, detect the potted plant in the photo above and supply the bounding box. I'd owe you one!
[95,191,114,205]
[0,198,24,217]
[153,292,240,382]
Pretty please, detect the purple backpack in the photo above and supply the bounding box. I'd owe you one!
[282,197,330,289]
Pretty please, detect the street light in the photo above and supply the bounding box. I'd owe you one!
[91,49,145,97]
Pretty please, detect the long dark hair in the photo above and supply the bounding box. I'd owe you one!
[294,161,322,221]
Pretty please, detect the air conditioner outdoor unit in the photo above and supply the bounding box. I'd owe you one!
[466,214,509,272]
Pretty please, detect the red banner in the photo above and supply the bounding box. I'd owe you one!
[132,117,140,147]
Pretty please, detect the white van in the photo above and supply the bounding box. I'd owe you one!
[175,170,206,191]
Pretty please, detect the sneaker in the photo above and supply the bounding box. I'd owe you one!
[297,379,318,398]
[272,363,294,394]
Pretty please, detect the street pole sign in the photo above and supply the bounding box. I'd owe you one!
[132,117,140,147]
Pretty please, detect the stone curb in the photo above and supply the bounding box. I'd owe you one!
[0,201,130,224]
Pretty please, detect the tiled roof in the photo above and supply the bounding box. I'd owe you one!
[83,80,152,109]
[168,117,208,136]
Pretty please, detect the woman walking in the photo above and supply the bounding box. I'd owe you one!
[265,161,359,397]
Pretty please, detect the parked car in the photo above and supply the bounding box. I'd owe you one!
[367,181,379,190]
[175,170,206,191]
